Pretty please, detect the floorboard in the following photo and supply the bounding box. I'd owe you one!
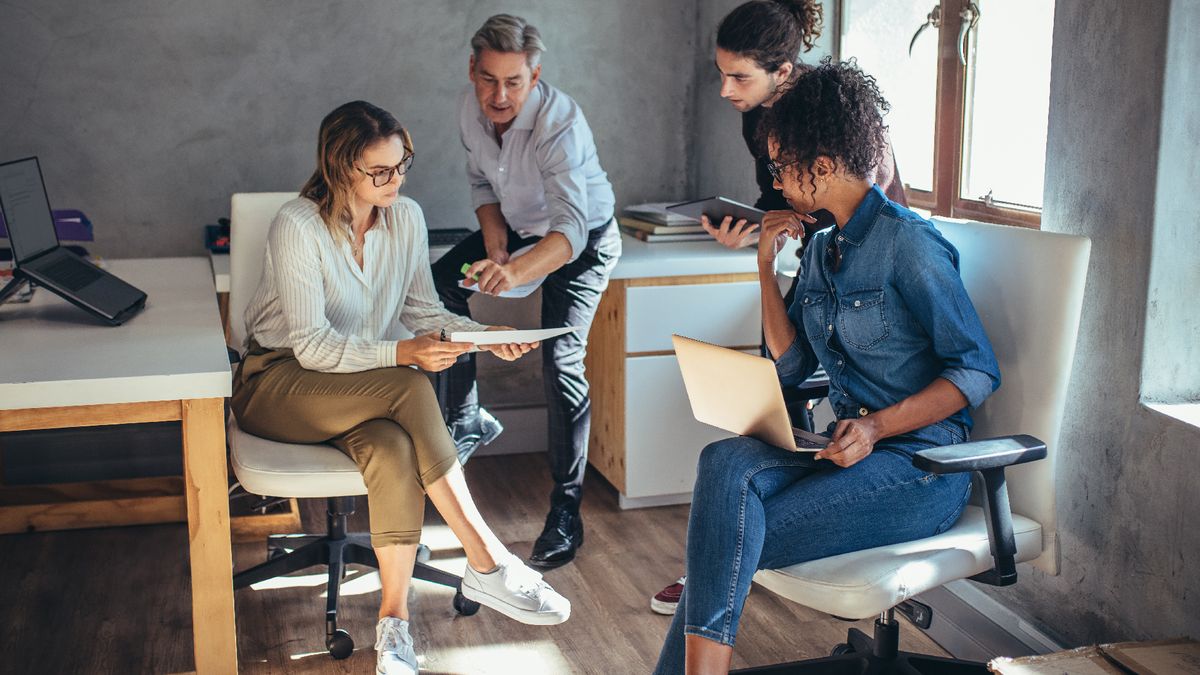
[0,453,949,673]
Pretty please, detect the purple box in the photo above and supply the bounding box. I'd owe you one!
[0,208,93,241]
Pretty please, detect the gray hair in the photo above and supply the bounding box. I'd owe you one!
[470,14,546,68]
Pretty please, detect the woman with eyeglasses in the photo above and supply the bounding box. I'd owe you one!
[653,61,1000,674]
[232,100,571,675]
[649,0,910,621]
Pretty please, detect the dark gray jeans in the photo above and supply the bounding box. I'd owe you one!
[431,220,621,511]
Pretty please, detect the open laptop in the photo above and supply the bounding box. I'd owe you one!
[0,156,146,325]
[672,334,828,452]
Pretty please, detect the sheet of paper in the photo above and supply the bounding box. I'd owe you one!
[449,326,580,345]
[457,244,546,298]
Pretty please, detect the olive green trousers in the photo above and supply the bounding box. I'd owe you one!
[231,343,458,547]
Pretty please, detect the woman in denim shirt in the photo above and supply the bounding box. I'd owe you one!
[654,59,1001,674]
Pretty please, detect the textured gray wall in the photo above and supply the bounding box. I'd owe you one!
[1141,0,1200,403]
[981,0,1200,646]
[0,0,694,258]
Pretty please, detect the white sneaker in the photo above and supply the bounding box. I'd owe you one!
[461,555,571,625]
[375,617,418,675]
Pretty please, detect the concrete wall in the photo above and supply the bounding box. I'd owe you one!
[0,0,694,258]
[1141,0,1200,403]
[981,0,1200,646]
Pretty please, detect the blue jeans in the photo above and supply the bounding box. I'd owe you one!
[653,434,971,673]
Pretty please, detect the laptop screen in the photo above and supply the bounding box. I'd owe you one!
[0,157,59,263]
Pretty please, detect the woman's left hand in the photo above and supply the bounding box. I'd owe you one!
[816,416,883,467]
[478,325,540,361]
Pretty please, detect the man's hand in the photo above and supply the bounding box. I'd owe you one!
[463,259,521,295]
[478,325,539,361]
[816,416,883,468]
[396,333,474,372]
[702,214,760,249]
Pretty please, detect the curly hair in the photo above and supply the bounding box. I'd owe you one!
[717,0,823,72]
[756,58,890,198]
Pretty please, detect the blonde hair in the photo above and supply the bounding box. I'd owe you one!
[299,101,413,245]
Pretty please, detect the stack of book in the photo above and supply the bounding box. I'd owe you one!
[618,202,711,243]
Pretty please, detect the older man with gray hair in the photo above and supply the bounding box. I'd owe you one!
[432,14,620,570]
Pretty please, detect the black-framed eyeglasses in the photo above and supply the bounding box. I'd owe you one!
[357,153,415,187]
[766,158,799,182]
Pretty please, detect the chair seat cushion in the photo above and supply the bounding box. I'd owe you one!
[228,417,367,498]
[752,506,1042,620]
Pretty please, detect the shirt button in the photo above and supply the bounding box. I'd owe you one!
[827,324,833,332]
[803,297,809,304]
[854,300,862,307]
[859,407,869,417]
[837,359,843,366]
[838,235,845,242]
[498,167,505,172]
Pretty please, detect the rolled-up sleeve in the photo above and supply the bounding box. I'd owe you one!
[536,122,592,262]
[895,227,1001,409]
[774,298,821,387]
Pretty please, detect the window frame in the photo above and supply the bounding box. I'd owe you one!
[837,0,1043,229]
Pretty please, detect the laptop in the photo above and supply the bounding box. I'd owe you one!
[672,334,828,452]
[0,157,146,325]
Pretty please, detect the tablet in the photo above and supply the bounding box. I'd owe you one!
[666,196,766,225]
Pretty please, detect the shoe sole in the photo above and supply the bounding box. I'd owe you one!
[650,597,678,615]
[460,581,570,626]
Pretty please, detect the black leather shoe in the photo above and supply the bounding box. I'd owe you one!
[529,506,583,570]
[447,407,503,465]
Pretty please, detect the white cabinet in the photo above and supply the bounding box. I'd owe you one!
[586,269,762,508]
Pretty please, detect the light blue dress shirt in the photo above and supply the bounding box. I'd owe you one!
[458,80,615,262]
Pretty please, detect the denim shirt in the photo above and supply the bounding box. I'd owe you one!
[775,185,1001,445]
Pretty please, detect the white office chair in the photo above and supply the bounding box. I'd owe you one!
[226,192,479,661]
[742,220,1091,673]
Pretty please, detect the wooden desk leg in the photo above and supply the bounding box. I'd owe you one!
[182,398,238,674]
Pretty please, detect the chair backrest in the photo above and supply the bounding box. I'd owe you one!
[228,192,298,350]
[931,217,1090,575]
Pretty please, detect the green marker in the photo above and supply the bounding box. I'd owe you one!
[460,263,479,281]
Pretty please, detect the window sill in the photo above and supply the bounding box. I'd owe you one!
[1144,402,1200,430]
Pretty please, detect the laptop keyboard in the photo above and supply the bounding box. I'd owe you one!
[43,256,103,291]
[792,429,828,449]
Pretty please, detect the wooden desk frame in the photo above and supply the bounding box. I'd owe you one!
[0,398,239,673]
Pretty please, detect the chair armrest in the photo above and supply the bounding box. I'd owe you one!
[227,346,241,365]
[912,434,1046,474]
[910,434,1047,587]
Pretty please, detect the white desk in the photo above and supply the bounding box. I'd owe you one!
[0,257,238,673]
[586,235,763,508]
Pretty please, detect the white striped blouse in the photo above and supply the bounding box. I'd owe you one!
[243,196,487,373]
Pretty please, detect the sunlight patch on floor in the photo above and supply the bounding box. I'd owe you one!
[425,640,573,674]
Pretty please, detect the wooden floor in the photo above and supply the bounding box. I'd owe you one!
[0,453,948,674]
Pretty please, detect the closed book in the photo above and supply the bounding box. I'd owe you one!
[622,202,701,225]
[619,224,714,243]
[617,216,706,235]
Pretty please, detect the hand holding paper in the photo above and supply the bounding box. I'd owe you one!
[451,325,581,345]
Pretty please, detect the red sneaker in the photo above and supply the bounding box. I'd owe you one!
[650,576,686,615]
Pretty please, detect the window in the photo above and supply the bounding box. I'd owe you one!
[838,0,1054,228]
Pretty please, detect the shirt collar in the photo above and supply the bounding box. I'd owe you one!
[838,184,887,247]
[509,80,543,131]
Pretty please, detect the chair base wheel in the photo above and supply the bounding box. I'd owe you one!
[327,628,354,659]
[830,642,854,657]
[453,591,481,616]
